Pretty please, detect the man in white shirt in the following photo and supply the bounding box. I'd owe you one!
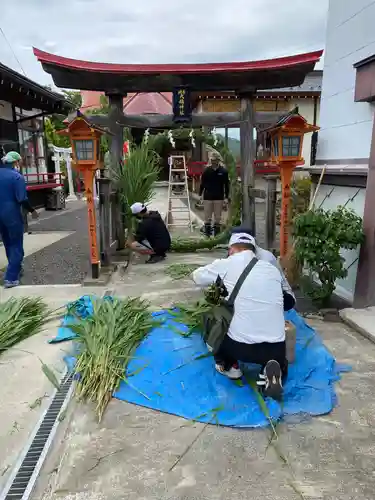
[192,233,287,401]
[230,226,296,309]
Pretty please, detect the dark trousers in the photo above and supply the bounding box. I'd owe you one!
[215,335,288,377]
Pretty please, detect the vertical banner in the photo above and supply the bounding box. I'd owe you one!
[173,86,192,124]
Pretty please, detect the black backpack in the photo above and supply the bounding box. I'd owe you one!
[203,258,258,354]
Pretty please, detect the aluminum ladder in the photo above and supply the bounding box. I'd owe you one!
[166,155,193,231]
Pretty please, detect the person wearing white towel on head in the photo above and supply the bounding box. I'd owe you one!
[192,232,287,401]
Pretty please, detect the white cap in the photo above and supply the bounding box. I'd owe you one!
[130,202,146,215]
[228,232,256,247]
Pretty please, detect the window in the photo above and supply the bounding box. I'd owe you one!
[74,139,94,161]
[282,136,300,157]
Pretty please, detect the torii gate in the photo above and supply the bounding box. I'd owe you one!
[34,48,322,233]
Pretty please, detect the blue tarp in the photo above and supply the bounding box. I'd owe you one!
[52,296,349,427]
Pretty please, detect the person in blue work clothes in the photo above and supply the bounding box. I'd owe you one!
[0,151,38,288]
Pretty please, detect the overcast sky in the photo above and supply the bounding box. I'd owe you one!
[1,0,328,88]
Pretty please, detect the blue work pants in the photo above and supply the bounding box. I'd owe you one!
[0,218,24,282]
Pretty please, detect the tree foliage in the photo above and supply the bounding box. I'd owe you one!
[61,90,82,110]
[43,89,82,148]
[89,95,111,115]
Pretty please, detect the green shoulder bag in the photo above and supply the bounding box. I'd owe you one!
[203,257,258,354]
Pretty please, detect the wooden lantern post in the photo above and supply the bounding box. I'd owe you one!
[59,114,107,279]
[268,111,319,258]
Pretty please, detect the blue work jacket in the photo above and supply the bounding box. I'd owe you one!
[0,165,28,225]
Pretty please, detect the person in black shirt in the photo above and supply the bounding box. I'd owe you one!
[127,202,171,264]
[199,154,229,237]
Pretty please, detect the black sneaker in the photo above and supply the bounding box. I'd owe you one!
[257,360,283,401]
[146,255,166,264]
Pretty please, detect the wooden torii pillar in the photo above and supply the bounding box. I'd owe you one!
[239,93,256,233]
[103,92,127,250]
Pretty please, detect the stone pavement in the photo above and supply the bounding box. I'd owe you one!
[24,255,375,500]
[340,306,375,344]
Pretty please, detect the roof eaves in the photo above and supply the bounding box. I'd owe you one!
[0,62,69,109]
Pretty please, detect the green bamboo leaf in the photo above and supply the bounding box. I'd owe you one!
[127,363,149,377]
[40,361,60,390]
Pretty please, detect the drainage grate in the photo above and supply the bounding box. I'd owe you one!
[1,372,74,500]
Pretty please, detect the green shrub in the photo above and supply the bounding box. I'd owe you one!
[293,206,364,304]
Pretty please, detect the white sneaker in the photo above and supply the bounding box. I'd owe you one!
[215,363,243,380]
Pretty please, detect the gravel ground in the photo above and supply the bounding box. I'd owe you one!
[21,202,92,285]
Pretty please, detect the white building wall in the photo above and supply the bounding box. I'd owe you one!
[317,0,375,161]
[312,0,375,303]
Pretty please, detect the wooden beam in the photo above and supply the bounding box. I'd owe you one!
[86,111,287,129]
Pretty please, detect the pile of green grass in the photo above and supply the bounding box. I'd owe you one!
[171,230,229,253]
[0,297,50,353]
[70,297,157,421]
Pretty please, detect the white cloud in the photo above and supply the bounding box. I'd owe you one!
[1,0,329,87]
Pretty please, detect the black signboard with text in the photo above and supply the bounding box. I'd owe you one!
[172,86,192,124]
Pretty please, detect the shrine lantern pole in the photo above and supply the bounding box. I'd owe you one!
[267,110,319,258]
[58,113,109,279]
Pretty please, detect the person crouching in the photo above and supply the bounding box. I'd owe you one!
[127,202,171,264]
[192,232,287,401]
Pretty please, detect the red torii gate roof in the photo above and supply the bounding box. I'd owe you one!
[33,48,323,93]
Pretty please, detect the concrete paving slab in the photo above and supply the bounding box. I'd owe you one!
[0,321,66,491]
[0,285,109,309]
[30,312,375,499]
[0,232,74,269]
[149,186,169,220]
[340,307,375,343]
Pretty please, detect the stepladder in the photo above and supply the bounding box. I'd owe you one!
[167,154,193,232]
